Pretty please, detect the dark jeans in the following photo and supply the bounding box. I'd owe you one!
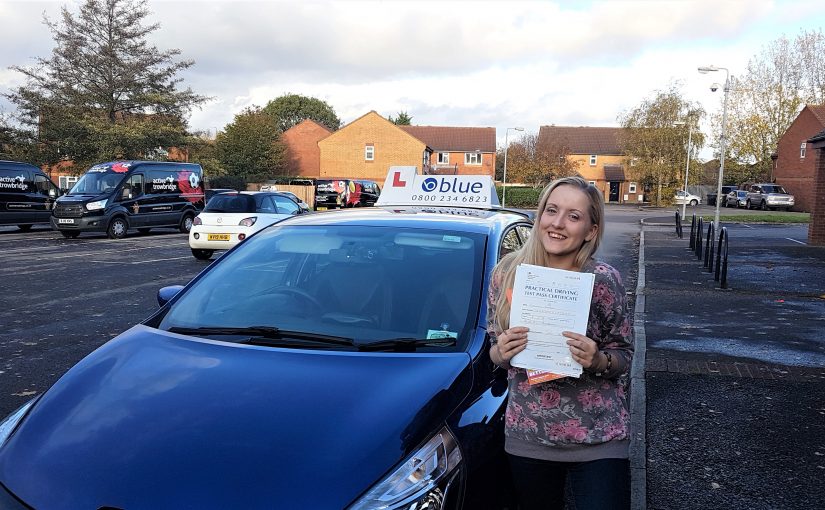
[507,454,630,510]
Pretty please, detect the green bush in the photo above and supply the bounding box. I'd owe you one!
[497,186,542,209]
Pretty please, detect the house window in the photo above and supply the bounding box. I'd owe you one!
[465,152,482,165]
[59,175,78,191]
[800,142,806,159]
[630,157,638,167]
[629,182,637,193]
[365,145,374,161]
[589,155,597,166]
[588,181,596,187]
[437,152,449,164]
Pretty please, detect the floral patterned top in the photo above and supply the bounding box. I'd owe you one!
[487,259,634,462]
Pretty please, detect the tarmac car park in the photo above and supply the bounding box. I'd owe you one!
[0,167,529,509]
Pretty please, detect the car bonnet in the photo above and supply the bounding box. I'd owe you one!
[0,325,473,509]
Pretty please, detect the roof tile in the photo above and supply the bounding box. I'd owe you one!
[537,126,623,155]
[400,126,496,153]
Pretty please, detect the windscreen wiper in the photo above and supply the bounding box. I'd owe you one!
[167,326,355,348]
[357,337,457,352]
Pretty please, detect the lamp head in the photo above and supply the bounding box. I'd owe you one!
[710,83,720,92]
[698,65,718,74]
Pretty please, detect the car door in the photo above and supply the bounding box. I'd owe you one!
[272,194,300,217]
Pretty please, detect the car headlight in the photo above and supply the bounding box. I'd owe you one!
[0,399,36,449]
[239,216,257,227]
[348,427,462,510]
[85,199,108,211]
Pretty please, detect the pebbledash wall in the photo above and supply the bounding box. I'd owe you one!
[808,130,825,245]
[318,111,426,182]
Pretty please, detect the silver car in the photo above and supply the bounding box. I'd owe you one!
[745,184,795,211]
[724,190,748,208]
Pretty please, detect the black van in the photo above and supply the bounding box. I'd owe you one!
[51,160,205,239]
[0,160,61,231]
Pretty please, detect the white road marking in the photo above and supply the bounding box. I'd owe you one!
[785,237,807,245]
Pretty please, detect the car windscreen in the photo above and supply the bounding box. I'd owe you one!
[157,225,486,352]
[762,185,787,194]
[204,194,256,213]
[70,171,124,194]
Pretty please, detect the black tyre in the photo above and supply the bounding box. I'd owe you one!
[60,230,80,239]
[138,228,151,234]
[745,200,752,210]
[689,199,698,206]
[107,217,128,239]
[17,224,33,232]
[191,248,213,260]
[760,201,768,211]
[180,213,195,233]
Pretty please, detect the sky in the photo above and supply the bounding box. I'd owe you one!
[1,0,824,159]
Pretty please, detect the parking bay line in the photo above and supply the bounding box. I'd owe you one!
[90,256,193,264]
[785,237,807,245]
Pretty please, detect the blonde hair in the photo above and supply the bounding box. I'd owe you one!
[493,176,604,331]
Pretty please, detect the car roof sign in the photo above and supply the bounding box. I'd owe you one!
[375,166,500,208]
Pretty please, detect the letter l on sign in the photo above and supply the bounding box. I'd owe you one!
[392,171,407,187]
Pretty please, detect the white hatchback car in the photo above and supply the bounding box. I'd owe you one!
[189,191,303,260]
[674,190,701,206]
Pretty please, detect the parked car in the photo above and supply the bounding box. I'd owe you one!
[0,160,62,231]
[745,183,795,211]
[314,179,346,210]
[724,190,749,208]
[674,190,701,206]
[275,190,312,213]
[706,185,738,206]
[0,169,524,509]
[204,188,237,202]
[189,191,303,260]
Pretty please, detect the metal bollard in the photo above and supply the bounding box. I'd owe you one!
[715,226,729,288]
[675,211,683,239]
[695,217,703,259]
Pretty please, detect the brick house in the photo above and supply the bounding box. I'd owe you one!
[537,126,641,204]
[316,111,496,181]
[400,125,496,176]
[281,119,332,178]
[772,104,825,212]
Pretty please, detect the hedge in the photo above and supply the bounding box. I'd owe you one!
[496,185,542,209]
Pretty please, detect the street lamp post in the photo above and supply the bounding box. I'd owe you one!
[698,65,730,230]
[673,120,693,220]
[502,127,524,207]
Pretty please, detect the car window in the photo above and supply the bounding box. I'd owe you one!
[205,194,255,213]
[256,195,277,213]
[158,225,486,352]
[273,195,300,215]
[500,227,523,259]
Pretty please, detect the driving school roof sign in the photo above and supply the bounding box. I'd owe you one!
[376,166,500,207]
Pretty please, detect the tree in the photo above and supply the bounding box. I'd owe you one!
[618,84,705,206]
[215,107,286,182]
[714,29,825,180]
[262,94,341,132]
[501,132,580,188]
[388,111,413,125]
[4,0,208,169]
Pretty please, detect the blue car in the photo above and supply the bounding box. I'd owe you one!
[0,170,533,509]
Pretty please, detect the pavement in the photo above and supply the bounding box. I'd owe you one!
[631,214,825,510]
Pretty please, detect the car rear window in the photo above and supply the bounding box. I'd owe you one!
[205,194,255,213]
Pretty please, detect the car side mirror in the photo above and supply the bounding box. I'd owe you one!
[157,285,185,307]
[48,188,57,198]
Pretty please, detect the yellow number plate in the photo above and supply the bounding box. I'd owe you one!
[316,206,327,211]
[207,234,230,241]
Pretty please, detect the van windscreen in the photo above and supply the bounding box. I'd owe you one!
[70,171,125,194]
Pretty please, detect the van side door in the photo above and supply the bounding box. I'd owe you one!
[144,168,180,227]
[32,174,59,223]
[120,173,146,227]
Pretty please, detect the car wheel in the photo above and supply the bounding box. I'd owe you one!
[760,201,768,211]
[60,230,80,239]
[179,213,194,233]
[107,217,128,239]
[690,199,698,206]
[745,200,752,209]
[17,224,33,232]
[191,248,213,260]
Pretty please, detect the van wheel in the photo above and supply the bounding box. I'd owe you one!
[107,217,128,239]
[60,231,80,239]
[180,213,194,233]
[191,248,213,260]
[17,224,33,232]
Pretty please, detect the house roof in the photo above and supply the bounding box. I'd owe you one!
[537,126,623,155]
[807,104,825,125]
[283,118,332,135]
[603,164,625,181]
[400,126,496,153]
[318,111,424,147]
[809,128,825,144]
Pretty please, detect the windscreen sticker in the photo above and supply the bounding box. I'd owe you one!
[0,175,27,190]
[111,162,131,173]
[426,329,458,341]
[442,235,462,243]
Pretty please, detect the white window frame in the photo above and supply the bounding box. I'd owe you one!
[589,155,597,166]
[800,142,806,159]
[365,145,374,161]
[437,152,450,164]
[59,175,78,190]
[629,182,637,193]
[465,152,482,165]
[588,181,596,187]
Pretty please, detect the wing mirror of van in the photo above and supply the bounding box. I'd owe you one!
[157,285,185,307]
[49,188,57,198]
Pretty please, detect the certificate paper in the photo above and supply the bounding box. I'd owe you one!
[508,264,595,378]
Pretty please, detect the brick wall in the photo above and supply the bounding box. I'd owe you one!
[567,154,641,203]
[319,111,425,181]
[281,119,331,178]
[775,107,823,212]
[808,138,825,245]
[429,151,495,176]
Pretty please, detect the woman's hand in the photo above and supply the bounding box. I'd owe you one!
[563,331,601,369]
[494,326,529,365]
